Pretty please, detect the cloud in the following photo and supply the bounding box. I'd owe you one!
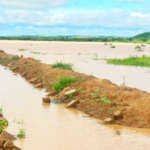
[117,0,146,2]
[0,0,75,10]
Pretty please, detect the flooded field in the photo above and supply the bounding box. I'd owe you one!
[0,40,150,92]
[1,65,150,150]
[1,41,150,150]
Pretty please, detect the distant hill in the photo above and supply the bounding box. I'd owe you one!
[132,32,150,39]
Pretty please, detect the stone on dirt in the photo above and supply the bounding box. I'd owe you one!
[113,110,122,119]
[28,78,37,83]
[66,99,80,108]
[3,140,21,150]
[2,131,16,141]
[35,83,42,88]
[64,89,78,97]
[21,71,27,77]
[0,113,3,117]
[0,50,4,53]
[103,117,113,123]
[12,66,18,71]
[46,91,58,96]
[42,97,50,103]
[7,62,14,67]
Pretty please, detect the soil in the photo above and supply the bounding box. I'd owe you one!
[1,51,150,129]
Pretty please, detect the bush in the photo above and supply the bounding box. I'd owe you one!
[53,77,77,92]
[52,61,73,70]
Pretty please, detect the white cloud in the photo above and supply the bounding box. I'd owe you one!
[0,0,75,10]
[131,12,147,17]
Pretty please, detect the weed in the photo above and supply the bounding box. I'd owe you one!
[0,108,2,113]
[31,51,40,54]
[104,42,107,45]
[109,43,112,45]
[17,129,25,138]
[0,120,8,133]
[106,55,150,67]
[135,45,143,52]
[53,77,78,92]
[141,44,146,47]
[52,61,73,70]
[78,53,81,55]
[100,97,111,104]
[111,45,115,48]
[109,107,116,114]
[33,59,41,62]
[69,93,73,98]
[92,90,102,98]
[18,49,26,51]
[80,100,86,103]
[93,53,100,60]
[77,87,83,91]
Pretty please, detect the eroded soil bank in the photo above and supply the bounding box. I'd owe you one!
[1,51,150,129]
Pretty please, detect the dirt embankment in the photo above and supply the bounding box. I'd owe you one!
[1,50,150,129]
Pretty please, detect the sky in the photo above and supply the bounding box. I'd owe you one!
[0,0,150,37]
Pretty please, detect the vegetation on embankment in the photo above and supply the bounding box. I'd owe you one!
[105,55,150,67]
[1,51,150,129]
[52,61,73,70]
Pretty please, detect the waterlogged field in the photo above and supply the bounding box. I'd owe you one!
[1,40,150,92]
[1,41,150,150]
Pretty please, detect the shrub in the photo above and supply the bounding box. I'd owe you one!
[53,77,78,92]
[52,61,73,70]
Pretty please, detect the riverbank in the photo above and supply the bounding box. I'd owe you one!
[1,51,150,129]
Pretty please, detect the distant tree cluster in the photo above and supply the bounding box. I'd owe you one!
[0,32,150,43]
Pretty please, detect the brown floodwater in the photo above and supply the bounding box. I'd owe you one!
[0,41,150,92]
[1,62,150,149]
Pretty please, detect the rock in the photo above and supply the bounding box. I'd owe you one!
[42,97,50,103]
[21,71,27,77]
[28,78,37,83]
[0,50,4,53]
[66,99,80,108]
[2,131,16,141]
[21,55,23,57]
[64,89,78,97]
[0,134,4,147]
[113,110,122,118]
[103,117,113,123]
[0,113,3,117]
[0,117,8,122]
[35,83,42,88]
[7,62,14,67]
[4,68,7,70]
[46,91,58,96]
[12,66,18,71]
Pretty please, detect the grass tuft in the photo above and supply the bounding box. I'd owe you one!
[53,77,78,92]
[52,61,73,70]
[105,55,150,67]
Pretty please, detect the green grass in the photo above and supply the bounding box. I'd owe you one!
[52,61,73,70]
[31,51,40,54]
[17,129,25,138]
[18,49,26,51]
[105,55,150,67]
[2,56,20,64]
[53,77,78,92]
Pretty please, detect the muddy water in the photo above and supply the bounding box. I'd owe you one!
[1,41,150,92]
[1,66,150,149]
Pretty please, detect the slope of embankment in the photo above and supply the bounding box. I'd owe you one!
[0,50,150,129]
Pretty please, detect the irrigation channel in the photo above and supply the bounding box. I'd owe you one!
[1,63,150,150]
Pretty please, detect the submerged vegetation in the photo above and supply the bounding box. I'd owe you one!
[53,77,78,92]
[105,55,150,67]
[17,129,25,138]
[52,61,73,70]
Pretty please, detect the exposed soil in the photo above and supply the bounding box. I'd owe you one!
[1,51,150,129]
